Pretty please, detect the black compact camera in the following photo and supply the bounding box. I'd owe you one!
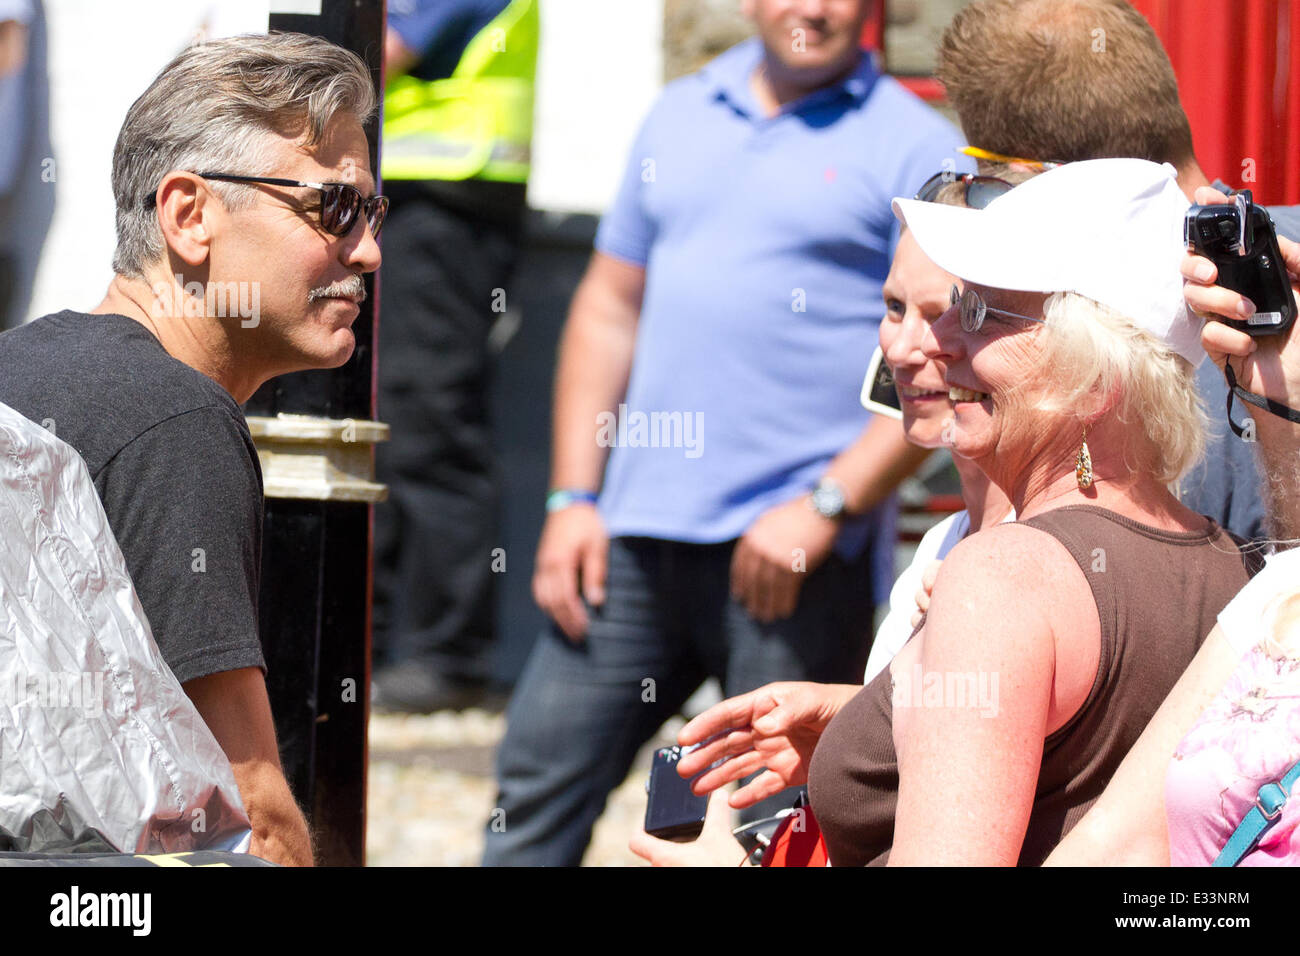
[1184,190,1296,336]
[644,744,709,840]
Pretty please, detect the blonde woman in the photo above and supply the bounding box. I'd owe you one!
[666,160,1258,866]
[1047,186,1300,867]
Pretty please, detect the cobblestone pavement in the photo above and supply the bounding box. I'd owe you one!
[365,708,685,867]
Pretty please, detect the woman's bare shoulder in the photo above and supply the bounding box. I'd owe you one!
[927,515,1101,726]
[942,519,1083,580]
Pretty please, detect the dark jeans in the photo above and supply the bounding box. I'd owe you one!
[372,181,524,683]
[482,535,876,866]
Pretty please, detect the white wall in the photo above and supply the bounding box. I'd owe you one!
[26,0,663,322]
[28,0,267,320]
[528,0,663,214]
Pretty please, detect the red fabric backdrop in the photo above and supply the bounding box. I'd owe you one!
[872,0,1300,205]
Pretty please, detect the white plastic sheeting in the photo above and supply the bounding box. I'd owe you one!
[0,400,251,853]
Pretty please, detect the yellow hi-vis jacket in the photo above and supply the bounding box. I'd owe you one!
[382,0,538,183]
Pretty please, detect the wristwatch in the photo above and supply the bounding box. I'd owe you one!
[807,477,847,521]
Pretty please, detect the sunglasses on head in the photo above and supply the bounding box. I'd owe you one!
[959,145,1066,171]
[915,171,1014,209]
[189,172,388,239]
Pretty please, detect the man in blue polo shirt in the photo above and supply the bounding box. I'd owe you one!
[483,0,967,866]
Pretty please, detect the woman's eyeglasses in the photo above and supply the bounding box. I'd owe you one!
[190,172,388,239]
[950,285,1047,333]
[915,172,1014,209]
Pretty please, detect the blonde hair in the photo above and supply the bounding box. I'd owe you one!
[1034,292,1207,484]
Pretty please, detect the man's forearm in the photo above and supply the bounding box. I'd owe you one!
[549,257,642,490]
[550,317,630,490]
[181,667,314,866]
[1253,411,1300,539]
[823,415,932,515]
[238,763,314,866]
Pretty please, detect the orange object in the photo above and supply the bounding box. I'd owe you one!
[761,805,830,867]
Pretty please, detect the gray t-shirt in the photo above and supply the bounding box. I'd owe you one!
[0,311,265,684]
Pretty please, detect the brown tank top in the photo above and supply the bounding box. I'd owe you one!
[807,505,1260,866]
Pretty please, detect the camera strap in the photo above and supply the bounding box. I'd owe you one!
[1224,360,1300,437]
[1213,756,1300,866]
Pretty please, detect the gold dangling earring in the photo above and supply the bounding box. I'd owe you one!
[1075,424,1094,490]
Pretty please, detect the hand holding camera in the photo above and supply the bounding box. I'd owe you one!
[1184,187,1300,424]
[1185,189,1296,336]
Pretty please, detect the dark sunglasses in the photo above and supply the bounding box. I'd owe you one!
[192,172,388,239]
[915,171,1014,209]
[949,284,1046,333]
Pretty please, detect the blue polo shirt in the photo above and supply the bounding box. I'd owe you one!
[594,38,967,584]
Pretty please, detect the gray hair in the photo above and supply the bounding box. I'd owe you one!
[111,32,376,278]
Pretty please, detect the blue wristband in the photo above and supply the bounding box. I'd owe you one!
[546,489,599,513]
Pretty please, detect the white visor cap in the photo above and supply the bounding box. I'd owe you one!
[892,158,1204,367]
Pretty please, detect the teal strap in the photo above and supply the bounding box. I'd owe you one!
[545,488,598,513]
[1213,758,1300,867]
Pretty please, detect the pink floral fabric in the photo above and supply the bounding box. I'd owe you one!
[1165,549,1300,866]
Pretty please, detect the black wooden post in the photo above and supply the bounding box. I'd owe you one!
[245,0,387,867]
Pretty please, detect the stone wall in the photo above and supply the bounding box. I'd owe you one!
[661,0,976,83]
[884,0,974,76]
[662,0,753,82]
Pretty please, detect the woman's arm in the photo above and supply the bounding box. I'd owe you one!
[888,523,1085,866]
[1044,623,1242,866]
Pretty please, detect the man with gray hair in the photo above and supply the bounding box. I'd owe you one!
[0,32,385,865]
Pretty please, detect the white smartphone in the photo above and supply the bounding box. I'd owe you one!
[860,346,902,420]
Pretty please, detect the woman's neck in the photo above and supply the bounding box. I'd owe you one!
[954,454,1013,531]
[972,416,1198,530]
[981,451,1204,533]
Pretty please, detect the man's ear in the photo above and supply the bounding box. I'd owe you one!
[155,171,214,268]
[740,0,756,20]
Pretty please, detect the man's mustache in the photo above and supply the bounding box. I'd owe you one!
[308,275,367,303]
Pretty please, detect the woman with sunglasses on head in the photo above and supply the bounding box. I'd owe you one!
[644,159,1258,867]
[861,167,1035,681]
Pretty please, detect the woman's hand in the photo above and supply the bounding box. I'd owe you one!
[629,790,747,866]
[910,559,942,629]
[674,681,862,809]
